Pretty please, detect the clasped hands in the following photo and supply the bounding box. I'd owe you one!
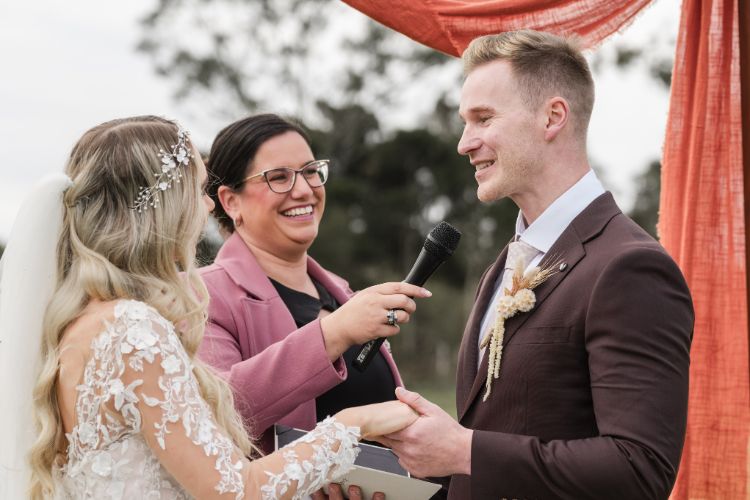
[377,387,473,479]
[317,388,472,499]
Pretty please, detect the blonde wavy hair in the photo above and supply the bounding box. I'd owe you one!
[28,116,258,499]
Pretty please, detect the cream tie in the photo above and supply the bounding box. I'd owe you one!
[498,239,539,296]
[478,239,539,363]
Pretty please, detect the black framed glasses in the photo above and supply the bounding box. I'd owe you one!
[239,159,329,194]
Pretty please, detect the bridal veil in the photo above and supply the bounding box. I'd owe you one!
[0,174,72,499]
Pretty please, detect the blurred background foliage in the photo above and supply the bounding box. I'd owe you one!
[138,0,671,411]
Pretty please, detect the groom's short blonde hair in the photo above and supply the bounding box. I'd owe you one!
[462,30,595,136]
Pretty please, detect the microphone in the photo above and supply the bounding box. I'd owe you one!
[352,221,462,372]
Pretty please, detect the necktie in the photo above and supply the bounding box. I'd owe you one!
[498,239,539,296]
[478,239,538,363]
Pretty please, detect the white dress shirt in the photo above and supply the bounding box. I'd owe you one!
[477,170,606,365]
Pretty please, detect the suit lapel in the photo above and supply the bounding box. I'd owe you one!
[459,192,622,419]
[456,246,507,417]
[502,230,586,346]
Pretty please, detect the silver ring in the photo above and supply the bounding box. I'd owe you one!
[386,309,398,326]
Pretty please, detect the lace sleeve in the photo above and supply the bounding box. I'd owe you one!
[256,417,360,499]
[108,301,361,500]
[112,301,247,499]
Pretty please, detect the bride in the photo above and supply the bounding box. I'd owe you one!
[0,116,417,499]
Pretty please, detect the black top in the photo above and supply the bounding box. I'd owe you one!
[270,277,397,422]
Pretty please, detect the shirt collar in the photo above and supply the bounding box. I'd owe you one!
[514,170,606,253]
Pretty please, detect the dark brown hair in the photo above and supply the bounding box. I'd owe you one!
[207,114,309,232]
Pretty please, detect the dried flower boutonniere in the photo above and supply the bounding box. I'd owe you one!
[480,258,560,401]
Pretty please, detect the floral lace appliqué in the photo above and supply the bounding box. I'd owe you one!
[261,417,360,500]
[61,300,244,499]
[59,300,363,499]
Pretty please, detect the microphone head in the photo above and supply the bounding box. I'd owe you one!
[424,221,461,257]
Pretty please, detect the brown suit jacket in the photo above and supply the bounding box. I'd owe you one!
[447,193,693,500]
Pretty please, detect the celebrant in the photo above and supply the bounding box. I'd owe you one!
[197,114,425,453]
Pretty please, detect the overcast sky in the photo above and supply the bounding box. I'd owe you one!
[0,1,680,242]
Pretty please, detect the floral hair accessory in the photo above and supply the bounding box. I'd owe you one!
[132,127,193,212]
[480,257,560,401]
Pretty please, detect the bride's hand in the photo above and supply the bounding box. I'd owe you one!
[336,400,418,440]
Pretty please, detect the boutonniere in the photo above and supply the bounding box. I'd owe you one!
[480,258,560,401]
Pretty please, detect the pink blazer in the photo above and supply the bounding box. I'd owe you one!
[198,232,402,450]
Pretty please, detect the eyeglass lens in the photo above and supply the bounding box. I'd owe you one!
[265,161,328,193]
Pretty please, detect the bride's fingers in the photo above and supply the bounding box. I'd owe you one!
[311,489,328,500]
[346,485,363,500]
[327,483,344,500]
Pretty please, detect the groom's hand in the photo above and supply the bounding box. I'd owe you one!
[376,387,472,478]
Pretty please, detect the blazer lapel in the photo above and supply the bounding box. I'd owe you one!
[460,192,622,418]
[307,257,352,305]
[456,247,507,418]
[215,232,279,300]
[215,233,299,347]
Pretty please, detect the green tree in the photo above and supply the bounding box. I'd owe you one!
[591,34,672,238]
[629,160,661,239]
[137,0,458,128]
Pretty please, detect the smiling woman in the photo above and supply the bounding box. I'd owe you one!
[220,129,327,260]
[197,114,431,454]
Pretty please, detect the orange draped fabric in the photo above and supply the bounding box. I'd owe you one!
[341,0,654,55]
[342,0,749,497]
[661,0,748,498]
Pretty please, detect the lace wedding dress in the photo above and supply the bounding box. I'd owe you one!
[54,300,359,499]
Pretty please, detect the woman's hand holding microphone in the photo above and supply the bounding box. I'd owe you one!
[319,282,431,361]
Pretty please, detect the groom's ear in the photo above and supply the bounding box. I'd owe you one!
[542,96,570,142]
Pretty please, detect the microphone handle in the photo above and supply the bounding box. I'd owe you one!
[352,249,442,372]
[352,337,387,372]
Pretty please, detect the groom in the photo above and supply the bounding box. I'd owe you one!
[380,30,693,499]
